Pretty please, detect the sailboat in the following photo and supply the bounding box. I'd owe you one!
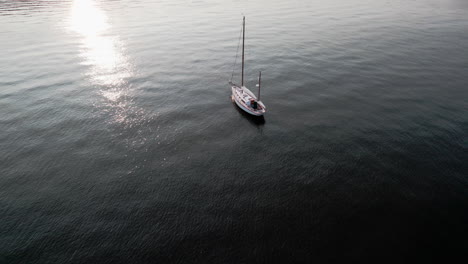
[229,16,266,116]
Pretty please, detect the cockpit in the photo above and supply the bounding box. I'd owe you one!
[250,99,258,110]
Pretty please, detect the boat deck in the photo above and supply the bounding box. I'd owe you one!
[231,85,266,116]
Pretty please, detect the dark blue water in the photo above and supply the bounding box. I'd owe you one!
[1,0,467,263]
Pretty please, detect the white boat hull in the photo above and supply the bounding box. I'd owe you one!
[231,85,266,116]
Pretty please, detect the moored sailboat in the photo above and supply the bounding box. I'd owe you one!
[229,17,266,116]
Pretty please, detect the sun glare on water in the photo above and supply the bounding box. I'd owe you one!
[68,0,152,132]
[70,0,108,36]
[69,0,131,88]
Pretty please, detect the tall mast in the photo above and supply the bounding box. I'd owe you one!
[241,16,245,87]
[257,71,261,100]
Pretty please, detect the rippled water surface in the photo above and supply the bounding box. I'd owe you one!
[1,0,467,263]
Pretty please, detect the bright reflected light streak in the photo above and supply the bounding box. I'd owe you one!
[69,0,131,88]
[70,0,108,36]
[68,0,154,133]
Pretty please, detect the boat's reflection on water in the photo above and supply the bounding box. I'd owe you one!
[233,103,266,127]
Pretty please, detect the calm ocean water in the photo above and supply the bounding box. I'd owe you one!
[1,0,467,263]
